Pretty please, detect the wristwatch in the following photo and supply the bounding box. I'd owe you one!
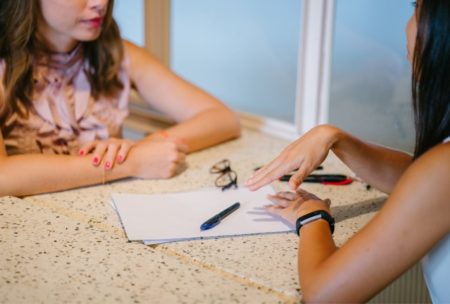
[296,210,335,236]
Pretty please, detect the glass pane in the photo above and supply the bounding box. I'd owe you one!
[329,0,415,152]
[171,0,302,123]
[113,0,145,47]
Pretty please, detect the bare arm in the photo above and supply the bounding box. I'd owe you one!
[0,131,126,196]
[247,125,412,193]
[125,40,241,152]
[0,153,128,197]
[330,127,412,193]
[268,143,450,302]
[0,132,186,197]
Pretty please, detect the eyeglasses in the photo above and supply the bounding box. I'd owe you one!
[210,159,238,191]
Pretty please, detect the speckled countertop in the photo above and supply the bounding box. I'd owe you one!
[0,129,386,304]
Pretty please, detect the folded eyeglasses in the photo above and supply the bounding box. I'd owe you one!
[209,159,238,191]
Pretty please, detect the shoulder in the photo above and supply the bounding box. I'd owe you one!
[121,39,165,81]
[122,39,149,65]
[412,142,450,179]
[122,39,160,68]
[122,39,148,58]
[398,142,450,214]
[122,39,139,53]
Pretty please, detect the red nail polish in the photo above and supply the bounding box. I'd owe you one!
[79,150,85,156]
[117,155,123,162]
[93,157,99,164]
[105,161,110,169]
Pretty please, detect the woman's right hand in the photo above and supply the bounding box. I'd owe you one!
[127,139,188,179]
[265,189,331,225]
[246,125,342,191]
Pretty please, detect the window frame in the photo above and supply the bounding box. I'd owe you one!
[127,0,335,140]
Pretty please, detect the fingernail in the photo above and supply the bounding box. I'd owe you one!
[105,161,111,169]
[93,157,99,165]
[117,155,123,163]
[79,150,85,156]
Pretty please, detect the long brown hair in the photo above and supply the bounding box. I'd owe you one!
[0,0,124,126]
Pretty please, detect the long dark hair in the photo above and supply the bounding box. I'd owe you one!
[412,0,450,158]
[0,0,123,126]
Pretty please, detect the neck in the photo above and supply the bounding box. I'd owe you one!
[37,25,78,54]
[44,37,78,54]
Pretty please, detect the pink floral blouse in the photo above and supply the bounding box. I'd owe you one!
[0,44,131,156]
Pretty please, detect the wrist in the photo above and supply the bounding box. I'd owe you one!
[148,130,189,150]
[117,147,139,178]
[324,125,347,153]
[151,130,170,140]
[296,210,335,236]
[318,124,342,150]
[294,199,331,219]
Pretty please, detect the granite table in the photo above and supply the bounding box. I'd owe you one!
[0,129,386,303]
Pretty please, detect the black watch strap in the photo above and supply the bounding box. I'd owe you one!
[296,210,335,236]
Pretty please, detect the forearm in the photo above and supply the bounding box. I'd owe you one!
[0,154,132,197]
[298,221,337,301]
[150,107,241,152]
[329,127,412,193]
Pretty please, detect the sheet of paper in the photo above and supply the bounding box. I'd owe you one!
[111,186,294,243]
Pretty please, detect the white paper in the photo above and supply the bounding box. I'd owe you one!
[111,186,294,243]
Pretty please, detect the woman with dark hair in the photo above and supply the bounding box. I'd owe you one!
[0,0,240,196]
[247,0,449,302]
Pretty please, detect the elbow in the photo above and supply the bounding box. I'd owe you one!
[0,158,14,197]
[221,107,241,139]
[302,288,336,304]
[300,276,336,304]
[301,282,321,304]
[301,279,363,303]
[302,289,324,304]
[0,168,9,197]
[229,110,242,139]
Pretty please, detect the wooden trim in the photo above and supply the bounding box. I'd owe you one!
[144,0,171,65]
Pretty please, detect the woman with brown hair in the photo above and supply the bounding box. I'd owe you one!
[0,0,240,196]
[247,0,449,302]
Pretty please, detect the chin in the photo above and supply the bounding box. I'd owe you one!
[76,31,102,42]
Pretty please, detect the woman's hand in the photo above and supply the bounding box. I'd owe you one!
[79,138,135,170]
[246,125,341,191]
[127,139,188,179]
[266,189,331,224]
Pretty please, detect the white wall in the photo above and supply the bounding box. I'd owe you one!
[113,0,145,47]
[170,0,302,123]
[328,0,415,152]
[113,0,415,151]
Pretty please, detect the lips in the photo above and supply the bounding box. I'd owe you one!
[82,17,104,28]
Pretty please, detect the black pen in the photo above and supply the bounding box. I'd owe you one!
[279,174,353,185]
[200,202,240,231]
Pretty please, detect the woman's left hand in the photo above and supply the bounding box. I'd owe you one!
[78,138,135,170]
[266,189,331,224]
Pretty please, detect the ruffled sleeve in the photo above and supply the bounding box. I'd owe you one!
[2,44,132,156]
